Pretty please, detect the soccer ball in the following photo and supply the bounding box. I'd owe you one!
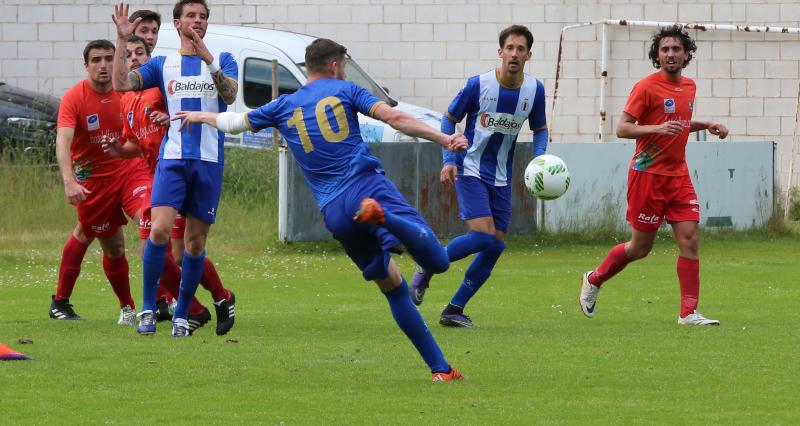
[523,154,570,200]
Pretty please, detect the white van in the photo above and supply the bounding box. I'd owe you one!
[153,24,443,146]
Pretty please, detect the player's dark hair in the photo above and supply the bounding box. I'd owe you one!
[83,39,115,64]
[130,9,161,28]
[648,24,696,69]
[127,35,151,57]
[499,25,533,51]
[305,38,348,75]
[173,0,210,20]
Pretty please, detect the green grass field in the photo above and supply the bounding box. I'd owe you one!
[1,160,799,423]
[2,234,799,423]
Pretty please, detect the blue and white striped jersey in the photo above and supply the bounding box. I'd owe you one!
[445,70,546,186]
[134,51,238,164]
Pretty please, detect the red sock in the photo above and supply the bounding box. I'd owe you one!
[102,254,135,309]
[200,257,230,303]
[159,254,182,301]
[589,243,631,287]
[677,256,700,318]
[55,236,90,301]
[188,298,207,315]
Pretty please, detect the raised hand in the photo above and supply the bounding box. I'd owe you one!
[112,3,140,39]
[188,27,213,64]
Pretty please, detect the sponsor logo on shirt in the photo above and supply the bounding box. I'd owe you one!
[166,76,217,99]
[127,111,134,128]
[86,113,100,131]
[663,98,675,113]
[477,111,526,135]
[688,101,693,111]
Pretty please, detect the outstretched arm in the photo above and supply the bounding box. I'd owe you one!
[111,3,141,92]
[372,104,466,152]
[173,111,252,135]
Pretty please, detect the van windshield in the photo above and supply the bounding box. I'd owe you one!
[297,58,392,104]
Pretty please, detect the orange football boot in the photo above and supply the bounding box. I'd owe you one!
[432,366,463,382]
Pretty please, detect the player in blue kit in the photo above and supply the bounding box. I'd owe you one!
[410,25,549,328]
[174,38,468,381]
[111,1,238,337]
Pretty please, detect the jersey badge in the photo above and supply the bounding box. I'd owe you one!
[127,111,134,128]
[663,98,675,113]
[86,114,100,131]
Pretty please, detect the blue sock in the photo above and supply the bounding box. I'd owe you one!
[383,278,449,373]
[382,211,449,274]
[173,250,205,321]
[141,239,167,313]
[451,240,505,308]
[445,230,496,262]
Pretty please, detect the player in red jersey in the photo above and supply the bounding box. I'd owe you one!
[129,9,160,52]
[105,35,236,335]
[578,25,728,325]
[51,39,150,324]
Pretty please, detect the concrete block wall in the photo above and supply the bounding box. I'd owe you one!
[2,0,799,193]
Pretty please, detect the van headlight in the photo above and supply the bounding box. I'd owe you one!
[393,132,419,142]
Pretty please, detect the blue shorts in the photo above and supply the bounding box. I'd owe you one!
[455,175,512,232]
[322,172,430,281]
[150,159,223,224]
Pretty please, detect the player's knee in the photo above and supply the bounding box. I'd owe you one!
[488,240,505,258]
[149,226,171,244]
[628,243,652,260]
[678,234,699,256]
[184,239,205,257]
[101,242,125,259]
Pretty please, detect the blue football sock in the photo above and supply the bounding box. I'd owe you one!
[382,211,449,274]
[383,278,450,373]
[141,239,168,313]
[445,230,496,262]
[173,250,205,321]
[450,240,505,308]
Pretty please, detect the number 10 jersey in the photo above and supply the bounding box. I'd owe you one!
[245,78,386,209]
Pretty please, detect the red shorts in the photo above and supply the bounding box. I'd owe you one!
[138,186,187,240]
[626,170,700,232]
[78,162,149,239]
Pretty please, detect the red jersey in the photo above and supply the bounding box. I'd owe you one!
[121,88,167,173]
[623,72,696,176]
[57,80,132,181]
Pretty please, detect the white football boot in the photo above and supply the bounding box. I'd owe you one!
[678,310,720,326]
[117,305,136,326]
[579,271,600,318]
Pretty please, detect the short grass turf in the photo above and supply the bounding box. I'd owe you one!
[1,236,799,424]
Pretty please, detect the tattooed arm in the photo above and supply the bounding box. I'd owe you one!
[185,28,237,105]
[111,3,142,92]
[211,70,238,105]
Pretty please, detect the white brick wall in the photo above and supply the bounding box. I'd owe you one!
[3,0,800,192]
